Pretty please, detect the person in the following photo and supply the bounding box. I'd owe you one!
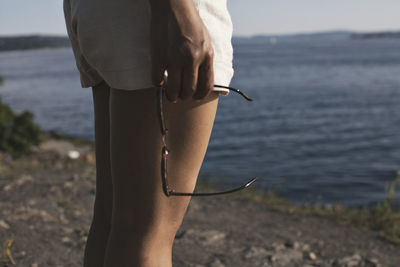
[63,0,234,266]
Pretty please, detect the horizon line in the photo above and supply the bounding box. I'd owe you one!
[0,28,399,39]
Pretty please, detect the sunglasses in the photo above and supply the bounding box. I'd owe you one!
[157,84,258,196]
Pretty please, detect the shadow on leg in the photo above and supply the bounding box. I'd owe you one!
[84,80,114,267]
[103,87,219,267]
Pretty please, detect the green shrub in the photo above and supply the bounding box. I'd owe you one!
[0,96,42,159]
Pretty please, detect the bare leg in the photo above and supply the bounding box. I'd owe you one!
[103,87,219,267]
[84,80,113,267]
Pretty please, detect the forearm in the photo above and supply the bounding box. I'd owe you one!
[149,0,204,38]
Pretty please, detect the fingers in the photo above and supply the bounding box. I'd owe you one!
[193,55,214,100]
[165,66,182,103]
[164,35,214,102]
[165,59,214,102]
[180,63,199,100]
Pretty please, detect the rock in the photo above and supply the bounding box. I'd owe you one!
[284,240,300,249]
[0,174,34,191]
[15,174,33,186]
[68,150,80,159]
[11,207,56,222]
[0,219,10,229]
[39,209,56,222]
[207,259,225,267]
[39,139,92,159]
[302,244,311,251]
[245,246,271,259]
[31,264,38,267]
[63,181,73,189]
[365,258,381,267]
[3,183,13,191]
[304,252,317,261]
[61,236,73,246]
[14,250,27,260]
[269,255,276,263]
[185,229,226,246]
[271,249,303,266]
[62,227,74,234]
[73,210,82,217]
[333,253,363,267]
[271,242,286,251]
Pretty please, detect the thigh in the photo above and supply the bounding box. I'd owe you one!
[91,80,113,223]
[109,86,219,230]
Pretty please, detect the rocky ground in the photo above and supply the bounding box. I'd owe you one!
[0,131,399,267]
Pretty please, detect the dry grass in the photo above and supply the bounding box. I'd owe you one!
[197,173,400,244]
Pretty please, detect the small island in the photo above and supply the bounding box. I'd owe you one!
[0,35,70,52]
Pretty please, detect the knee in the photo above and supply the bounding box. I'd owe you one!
[110,203,185,238]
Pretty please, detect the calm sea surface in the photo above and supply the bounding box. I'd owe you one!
[1,33,400,206]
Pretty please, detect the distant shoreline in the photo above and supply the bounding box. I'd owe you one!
[0,35,70,52]
[1,30,399,52]
[350,31,400,40]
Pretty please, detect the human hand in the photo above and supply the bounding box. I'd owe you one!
[150,0,215,102]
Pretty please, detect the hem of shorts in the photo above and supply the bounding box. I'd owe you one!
[80,63,233,96]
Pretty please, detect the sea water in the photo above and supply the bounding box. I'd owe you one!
[1,32,400,206]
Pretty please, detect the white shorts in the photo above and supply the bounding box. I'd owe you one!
[63,0,234,96]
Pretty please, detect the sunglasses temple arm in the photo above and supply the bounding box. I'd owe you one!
[213,84,253,101]
[157,86,168,133]
[167,177,258,197]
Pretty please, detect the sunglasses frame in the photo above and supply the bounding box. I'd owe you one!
[157,84,258,197]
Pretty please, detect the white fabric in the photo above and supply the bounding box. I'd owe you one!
[63,0,234,96]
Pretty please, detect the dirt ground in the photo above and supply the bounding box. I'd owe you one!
[0,131,399,267]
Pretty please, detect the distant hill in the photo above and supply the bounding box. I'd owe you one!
[233,30,400,44]
[1,30,399,52]
[0,35,70,52]
[350,31,400,40]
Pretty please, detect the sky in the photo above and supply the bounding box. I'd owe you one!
[1,0,400,37]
